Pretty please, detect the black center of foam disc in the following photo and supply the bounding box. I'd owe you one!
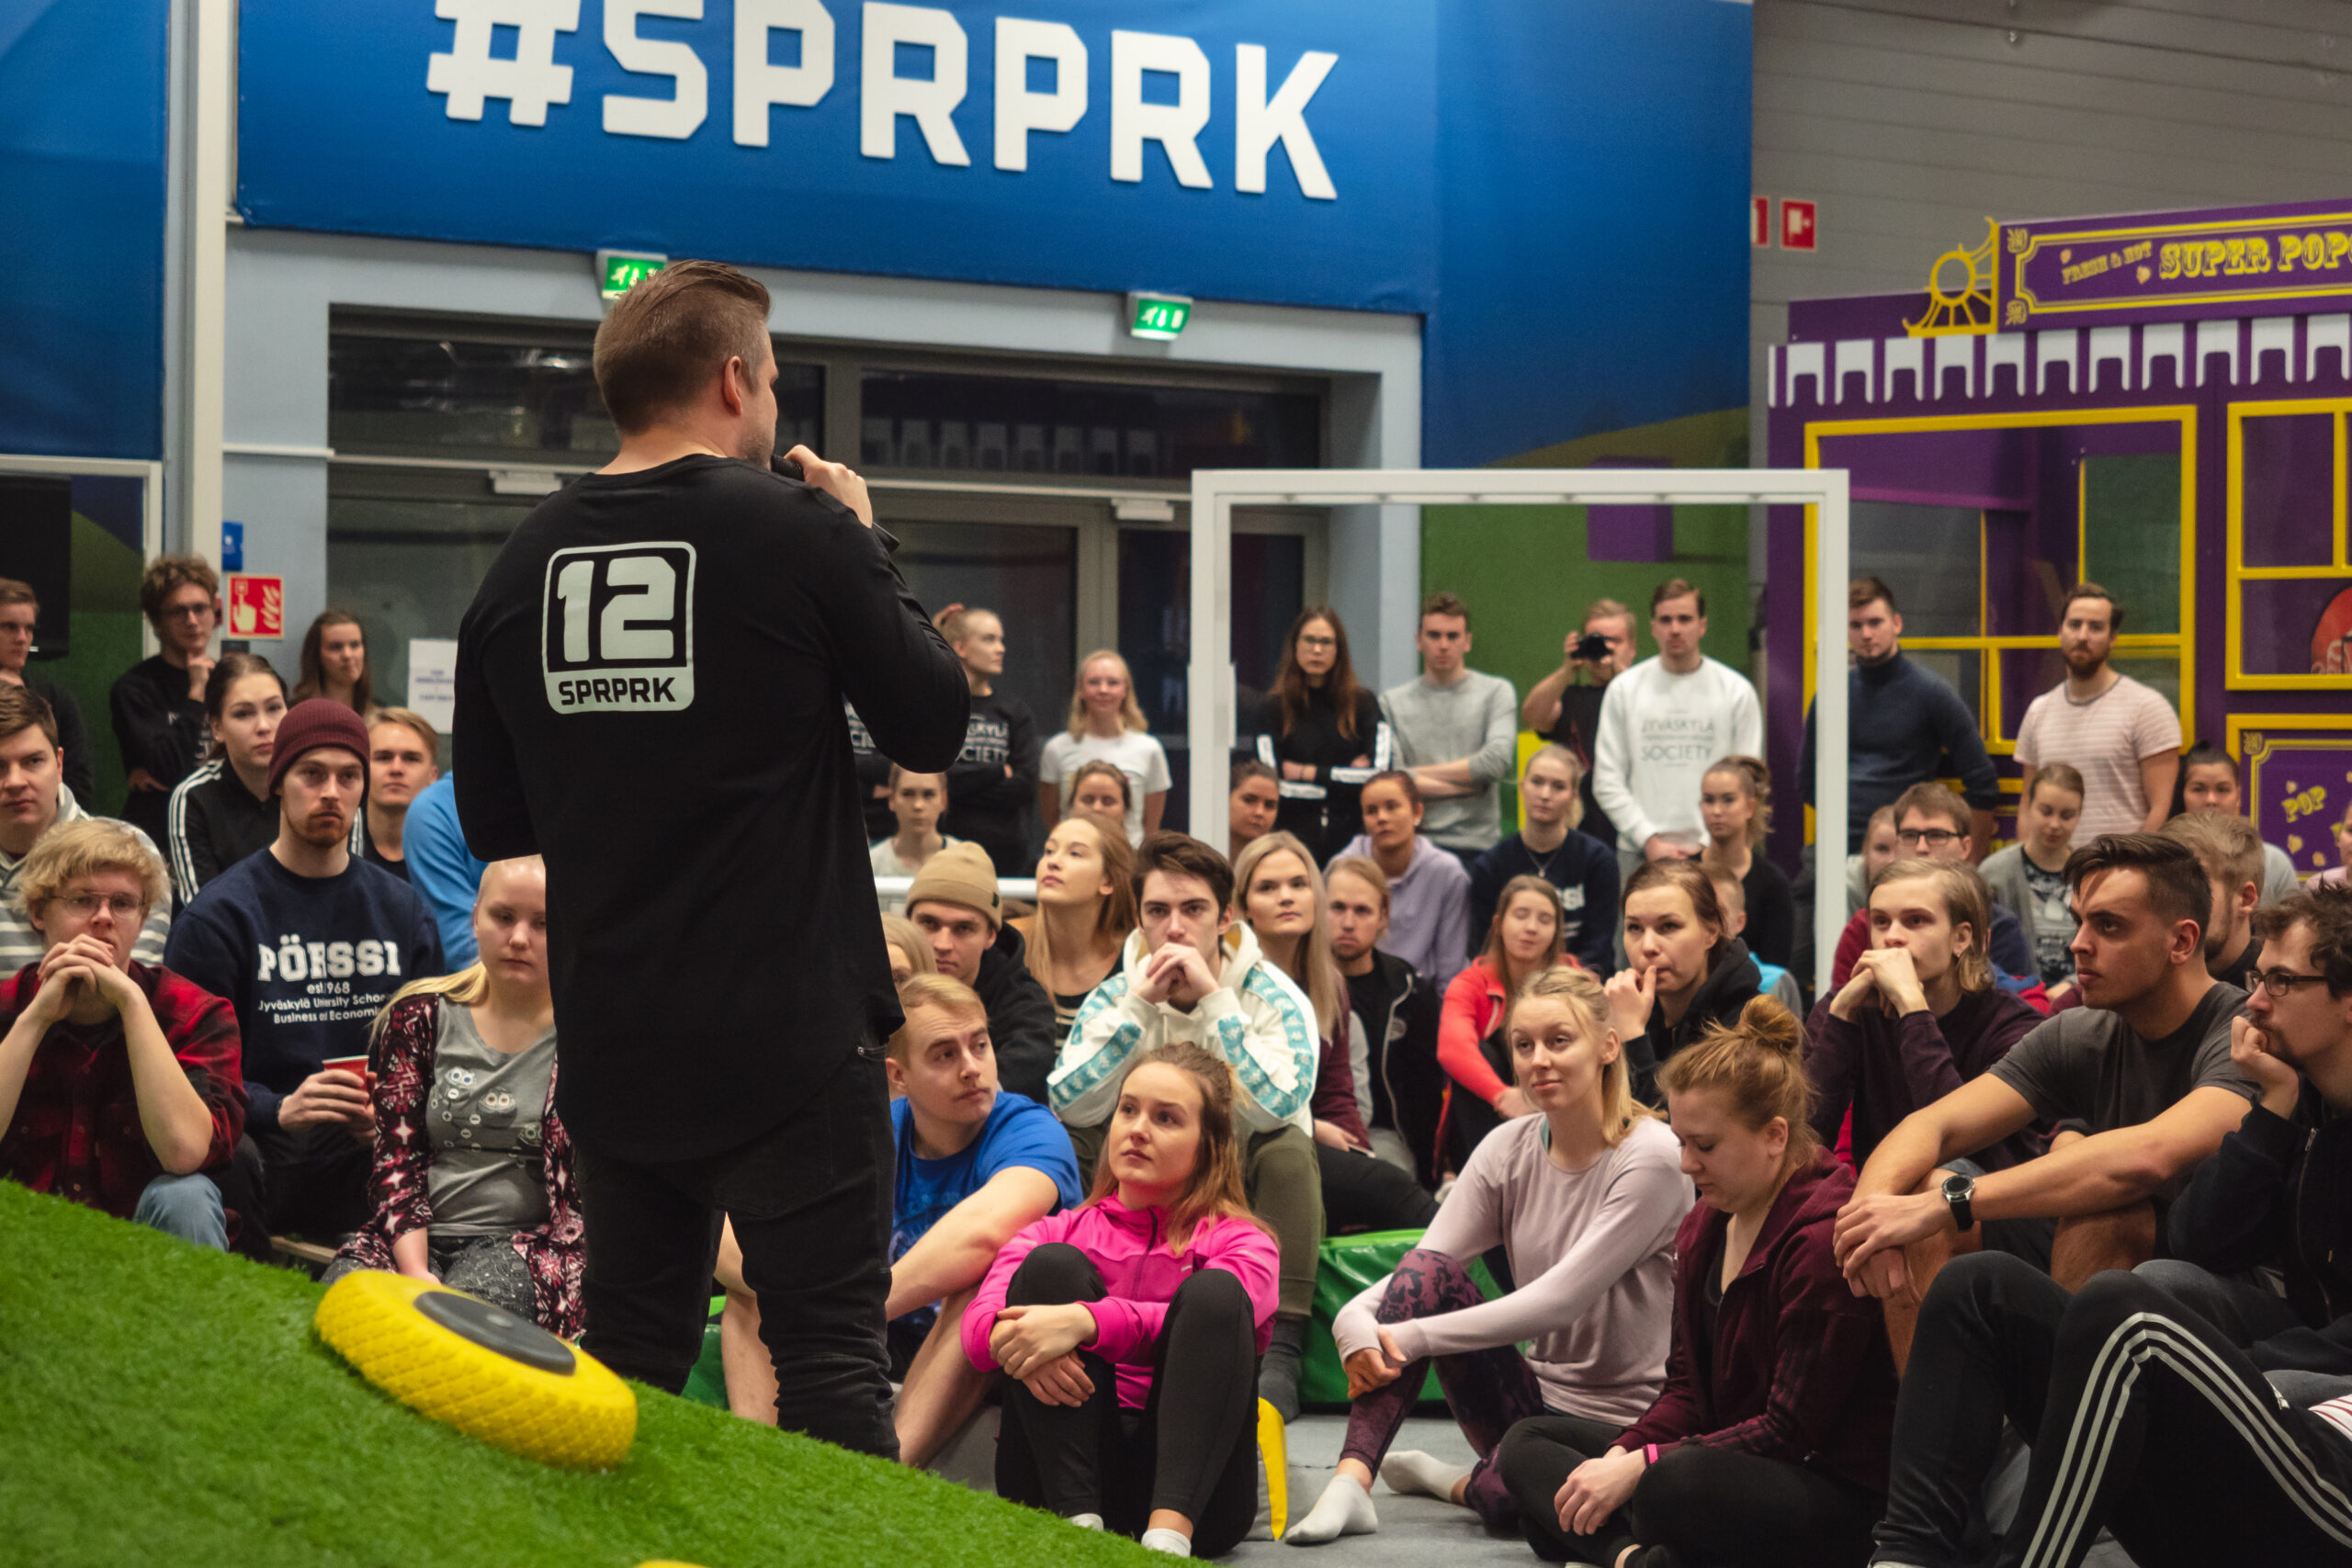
[415,1289,576,1376]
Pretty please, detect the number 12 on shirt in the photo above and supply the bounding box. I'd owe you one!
[540,543,697,714]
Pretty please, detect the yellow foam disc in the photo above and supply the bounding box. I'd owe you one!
[315,1270,636,1470]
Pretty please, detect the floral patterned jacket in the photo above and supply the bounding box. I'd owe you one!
[329,993,583,1337]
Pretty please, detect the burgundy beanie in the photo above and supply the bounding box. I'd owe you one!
[266,698,373,798]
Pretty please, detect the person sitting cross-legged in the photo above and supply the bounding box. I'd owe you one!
[1052,831,1325,1423]
[1869,878,2352,1568]
[323,856,580,1331]
[966,1043,1279,1559]
[0,820,242,1246]
[1832,832,2257,1371]
[716,974,1081,1464]
[1496,997,1899,1568]
[1286,966,1689,1549]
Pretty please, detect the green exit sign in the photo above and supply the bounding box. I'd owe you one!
[1126,291,1193,341]
[596,250,668,304]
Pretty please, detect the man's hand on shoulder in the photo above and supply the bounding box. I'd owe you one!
[782,445,873,528]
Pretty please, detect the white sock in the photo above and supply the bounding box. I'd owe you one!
[1140,1527,1193,1556]
[1284,1472,1379,1545]
[1068,1513,1104,1531]
[1379,1449,1472,1506]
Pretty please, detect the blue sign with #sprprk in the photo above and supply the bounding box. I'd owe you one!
[234,0,1437,314]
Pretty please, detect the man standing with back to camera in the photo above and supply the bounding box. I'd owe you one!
[455,260,967,1456]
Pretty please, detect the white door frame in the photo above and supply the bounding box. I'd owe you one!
[1186,466,1852,994]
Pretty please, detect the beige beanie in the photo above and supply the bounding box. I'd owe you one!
[904,841,1003,930]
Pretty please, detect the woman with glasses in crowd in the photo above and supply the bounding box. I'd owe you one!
[1255,607,1391,868]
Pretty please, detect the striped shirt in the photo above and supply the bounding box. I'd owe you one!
[2014,673,2181,841]
[0,788,172,978]
[166,758,368,906]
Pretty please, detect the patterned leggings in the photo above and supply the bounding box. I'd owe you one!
[1338,1247,1550,1528]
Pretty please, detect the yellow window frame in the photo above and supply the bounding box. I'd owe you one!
[2226,396,2352,691]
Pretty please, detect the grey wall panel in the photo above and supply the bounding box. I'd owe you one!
[1750,0,2352,474]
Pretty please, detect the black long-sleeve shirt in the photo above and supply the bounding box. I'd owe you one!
[454,456,968,1160]
[1253,686,1389,864]
[108,654,209,840]
[942,690,1039,876]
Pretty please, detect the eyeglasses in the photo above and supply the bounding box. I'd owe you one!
[2254,969,2331,999]
[1898,829,1962,849]
[1298,635,1338,649]
[162,603,214,621]
[51,893,146,919]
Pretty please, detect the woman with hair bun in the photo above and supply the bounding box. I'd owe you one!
[1287,966,1689,1548]
[1497,996,1898,1568]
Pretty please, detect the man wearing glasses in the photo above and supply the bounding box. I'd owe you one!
[1860,881,2352,1568]
[1828,782,2036,992]
[0,818,243,1247]
[1832,834,2256,1376]
[108,555,220,843]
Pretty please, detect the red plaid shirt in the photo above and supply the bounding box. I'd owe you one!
[0,961,245,1220]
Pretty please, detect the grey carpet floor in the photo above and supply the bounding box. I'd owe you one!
[1227,1413,1541,1567]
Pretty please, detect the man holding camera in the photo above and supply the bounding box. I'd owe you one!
[1521,597,1637,852]
[1800,575,2000,855]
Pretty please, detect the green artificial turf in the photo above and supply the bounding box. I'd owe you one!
[0,1181,1156,1568]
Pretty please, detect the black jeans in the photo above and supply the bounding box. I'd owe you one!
[1879,1252,2352,1568]
[252,1120,372,1241]
[1498,1414,1882,1567]
[1316,1142,1438,1235]
[573,1043,898,1458]
[995,1243,1260,1555]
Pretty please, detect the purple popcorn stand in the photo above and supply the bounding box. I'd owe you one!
[1765,197,2352,874]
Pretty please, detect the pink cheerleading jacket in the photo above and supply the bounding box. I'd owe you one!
[960,1192,1281,1409]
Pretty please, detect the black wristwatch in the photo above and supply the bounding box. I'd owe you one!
[1940,1171,1976,1233]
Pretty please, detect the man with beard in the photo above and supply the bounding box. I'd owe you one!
[2015,583,2181,840]
[1800,576,1999,853]
[164,700,441,1237]
[454,259,968,1456]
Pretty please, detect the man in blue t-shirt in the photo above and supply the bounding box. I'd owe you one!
[164,701,442,1240]
[717,973,1079,1467]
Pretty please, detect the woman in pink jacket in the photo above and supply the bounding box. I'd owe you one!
[963,1041,1279,1558]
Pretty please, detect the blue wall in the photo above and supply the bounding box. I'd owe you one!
[0,0,170,459]
[1427,0,1752,465]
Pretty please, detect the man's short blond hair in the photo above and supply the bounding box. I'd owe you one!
[14,818,168,924]
[888,973,987,1061]
[368,706,440,758]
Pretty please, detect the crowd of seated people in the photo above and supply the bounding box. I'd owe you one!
[20,550,2352,1563]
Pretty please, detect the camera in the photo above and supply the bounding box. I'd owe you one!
[1573,632,1613,663]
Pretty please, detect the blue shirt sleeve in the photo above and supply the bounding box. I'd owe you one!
[405,777,489,968]
[982,1095,1085,1210]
